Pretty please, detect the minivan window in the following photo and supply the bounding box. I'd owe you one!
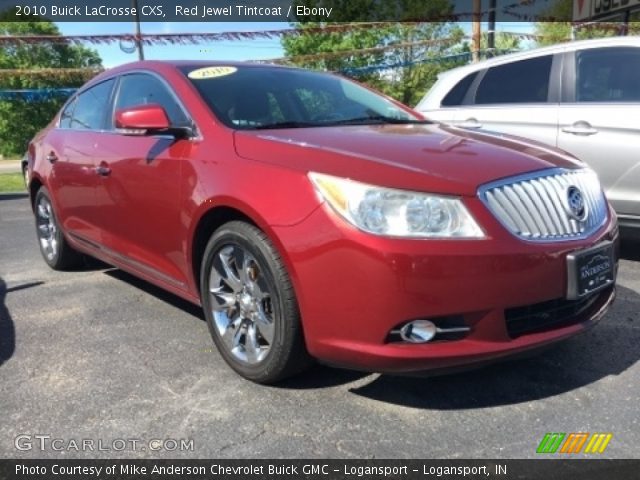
[114,73,190,126]
[441,71,479,106]
[475,55,552,105]
[576,47,640,102]
[70,79,115,130]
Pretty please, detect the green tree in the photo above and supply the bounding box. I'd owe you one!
[0,15,101,157]
[282,0,465,106]
[534,0,640,46]
[457,32,521,58]
[483,32,521,51]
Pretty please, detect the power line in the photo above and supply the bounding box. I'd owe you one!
[0,22,438,46]
[264,37,460,65]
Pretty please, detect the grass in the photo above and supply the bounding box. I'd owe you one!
[0,173,25,193]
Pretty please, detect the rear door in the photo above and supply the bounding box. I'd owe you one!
[45,79,115,246]
[452,53,560,146]
[558,46,640,220]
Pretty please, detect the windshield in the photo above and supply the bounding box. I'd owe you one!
[179,65,423,130]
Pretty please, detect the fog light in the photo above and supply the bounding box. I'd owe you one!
[399,320,437,343]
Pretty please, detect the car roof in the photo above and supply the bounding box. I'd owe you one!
[78,59,305,94]
[102,59,295,77]
[139,60,292,68]
[443,36,640,77]
[417,36,640,109]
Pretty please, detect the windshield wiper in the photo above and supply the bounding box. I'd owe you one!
[327,115,432,126]
[249,117,431,130]
[250,121,321,130]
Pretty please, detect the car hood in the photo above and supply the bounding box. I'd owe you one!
[233,123,583,196]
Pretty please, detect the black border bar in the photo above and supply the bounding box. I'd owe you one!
[1,0,638,22]
[1,459,639,480]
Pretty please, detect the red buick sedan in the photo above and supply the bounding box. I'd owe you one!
[27,61,618,383]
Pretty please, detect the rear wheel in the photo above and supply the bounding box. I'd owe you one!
[200,221,310,383]
[34,187,83,270]
[22,165,29,188]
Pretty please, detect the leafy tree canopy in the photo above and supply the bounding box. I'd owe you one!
[0,14,102,156]
[282,0,466,106]
[534,0,640,46]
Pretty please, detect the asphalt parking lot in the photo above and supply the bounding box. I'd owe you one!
[1,194,639,459]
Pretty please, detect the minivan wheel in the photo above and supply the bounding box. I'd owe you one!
[34,187,83,270]
[200,221,310,384]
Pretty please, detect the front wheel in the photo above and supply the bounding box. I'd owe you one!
[200,221,310,383]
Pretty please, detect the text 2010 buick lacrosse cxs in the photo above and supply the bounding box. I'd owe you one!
[27,61,618,383]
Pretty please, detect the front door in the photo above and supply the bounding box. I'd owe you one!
[92,73,193,288]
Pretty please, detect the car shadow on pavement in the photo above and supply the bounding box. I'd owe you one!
[0,277,15,367]
[103,268,370,388]
[103,269,205,321]
[0,193,28,201]
[277,365,370,389]
[98,258,640,394]
[349,284,640,409]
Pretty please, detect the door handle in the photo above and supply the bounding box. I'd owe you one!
[457,118,483,129]
[561,122,598,136]
[46,152,58,163]
[95,163,111,176]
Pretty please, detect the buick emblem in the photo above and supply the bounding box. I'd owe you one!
[566,186,587,221]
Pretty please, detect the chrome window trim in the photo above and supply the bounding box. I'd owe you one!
[111,70,201,139]
[55,68,202,141]
[55,78,115,130]
[57,96,78,129]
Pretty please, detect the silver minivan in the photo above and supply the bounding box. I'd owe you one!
[416,37,640,232]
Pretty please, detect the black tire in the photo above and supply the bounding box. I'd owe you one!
[200,221,311,383]
[34,187,83,270]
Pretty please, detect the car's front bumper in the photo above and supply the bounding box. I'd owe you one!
[273,200,619,373]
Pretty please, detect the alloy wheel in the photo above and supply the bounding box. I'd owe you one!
[208,244,275,365]
[36,196,58,261]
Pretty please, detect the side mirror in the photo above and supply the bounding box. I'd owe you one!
[115,104,193,138]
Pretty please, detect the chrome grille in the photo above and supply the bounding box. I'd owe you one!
[479,168,608,241]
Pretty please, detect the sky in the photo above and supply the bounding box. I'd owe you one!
[57,22,289,67]
[56,22,536,68]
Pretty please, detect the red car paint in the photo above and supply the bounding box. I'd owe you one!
[29,61,618,373]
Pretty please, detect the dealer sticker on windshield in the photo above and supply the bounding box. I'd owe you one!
[188,66,237,79]
[566,241,615,300]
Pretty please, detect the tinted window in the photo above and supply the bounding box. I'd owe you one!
[59,98,76,128]
[115,74,189,126]
[294,88,340,119]
[70,79,115,130]
[475,55,552,104]
[576,47,640,102]
[441,71,478,106]
[180,66,417,130]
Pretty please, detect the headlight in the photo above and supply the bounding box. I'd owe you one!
[309,172,484,238]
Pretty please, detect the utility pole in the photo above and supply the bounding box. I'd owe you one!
[132,0,144,60]
[487,0,496,57]
[472,0,482,62]
[622,10,630,36]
